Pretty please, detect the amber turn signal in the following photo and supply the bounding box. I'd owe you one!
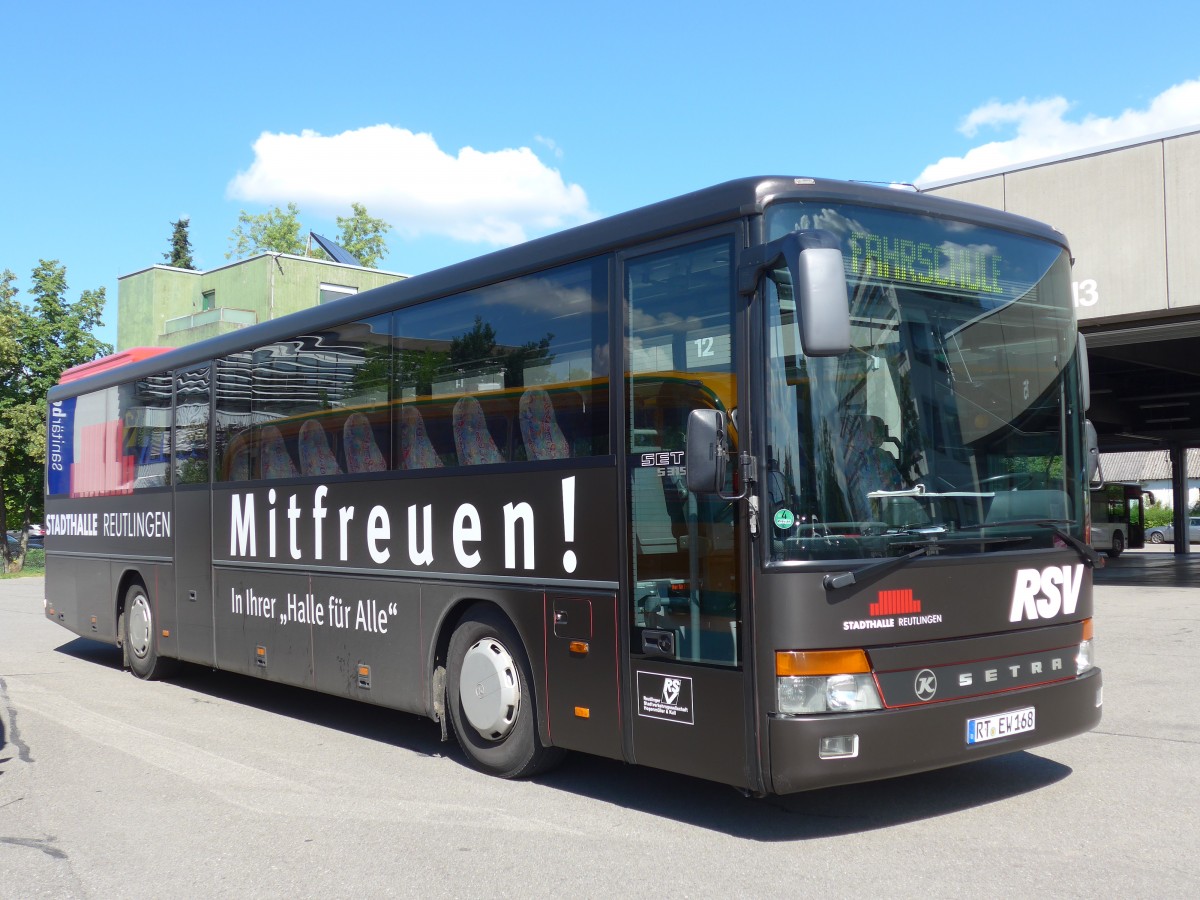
[776,648,871,676]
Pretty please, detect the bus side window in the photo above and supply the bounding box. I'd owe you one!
[214,353,252,482]
[174,366,210,484]
[390,256,609,470]
[120,375,173,489]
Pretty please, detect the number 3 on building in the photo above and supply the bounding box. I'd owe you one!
[1072,279,1099,308]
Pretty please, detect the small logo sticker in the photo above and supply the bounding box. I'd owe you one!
[870,588,921,616]
[637,671,695,724]
[773,509,795,529]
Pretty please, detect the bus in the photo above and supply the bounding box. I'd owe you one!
[43,177,1102,794]
[1089,482,1144,557]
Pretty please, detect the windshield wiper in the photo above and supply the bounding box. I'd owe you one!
[1033,521,1103,568]
[958,519,1102,569]
[822,529,1044,593]
[823,547,928,591]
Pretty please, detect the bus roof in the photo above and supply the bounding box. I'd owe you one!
[58,347,172,384]
[48,176,1070,401]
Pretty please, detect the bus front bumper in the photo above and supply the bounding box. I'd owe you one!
[766,668,1102,795]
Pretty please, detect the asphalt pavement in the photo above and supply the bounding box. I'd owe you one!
[2,573,1198,898]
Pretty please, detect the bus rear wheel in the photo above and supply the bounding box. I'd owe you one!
[1107,531,1125,558]
[121,583,176,681]
[446,606,563,779]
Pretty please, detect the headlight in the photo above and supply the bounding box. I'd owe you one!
[777,673,882,715]
[1077,618,1095,675]
[1076,638,1094,675]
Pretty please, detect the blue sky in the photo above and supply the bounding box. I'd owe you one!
[4,0,1199,349]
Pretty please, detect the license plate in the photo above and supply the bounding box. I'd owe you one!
[966,707,1035,744]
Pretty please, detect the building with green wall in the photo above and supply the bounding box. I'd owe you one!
[117,254,407,350]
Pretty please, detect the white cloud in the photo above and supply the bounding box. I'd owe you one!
[227,125,595,245]
[916,78,1200,185]
[534,135,564,160]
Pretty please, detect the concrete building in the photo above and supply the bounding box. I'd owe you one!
[922,125,1200,550]
[117,254,406,350]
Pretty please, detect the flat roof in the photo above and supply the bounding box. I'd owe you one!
[118,254,410,281]
[918,124,1200,191]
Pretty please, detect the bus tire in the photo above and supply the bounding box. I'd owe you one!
[446,606,564,779]
[1107,531,1124,558]
[121,582,176,681]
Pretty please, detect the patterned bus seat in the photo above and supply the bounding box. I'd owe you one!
[344,412,387,473]
[299,419,342,477]
[399,406,443,469]
[260,424,299,479]
[452,396,503,465]
[519,388,569,460]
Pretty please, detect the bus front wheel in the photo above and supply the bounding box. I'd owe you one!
[446,606,563,779]
[121,583,175,681]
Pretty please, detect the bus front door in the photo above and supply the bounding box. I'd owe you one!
[621,233,753,790]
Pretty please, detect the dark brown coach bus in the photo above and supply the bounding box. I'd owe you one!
[43,177,1102,794]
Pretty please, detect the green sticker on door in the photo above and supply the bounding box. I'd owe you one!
[773,509,795,529]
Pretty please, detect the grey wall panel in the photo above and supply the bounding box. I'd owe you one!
[1164,132,1200,310]
[923,176,1006,210]
[1003,144,1168,321]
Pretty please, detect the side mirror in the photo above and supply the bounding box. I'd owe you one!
[685,409,728,494]
[740,230,851,357]
[789,240,852,357]
[1086,420,1103,487]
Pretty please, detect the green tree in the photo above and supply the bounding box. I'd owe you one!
[450,316,499,369]
[394,347,448,397]
[448,316,554,389]
[164,217,196,269]
[336,203,392,268]
[0,262,112,572]
[226,203,306,259]
[1145,500,1174,528]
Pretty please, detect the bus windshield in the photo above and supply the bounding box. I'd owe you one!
[763,201,1084,562]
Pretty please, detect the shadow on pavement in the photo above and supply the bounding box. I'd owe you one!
[538,749,1071,840]
[55,634,1072,839]
[53,637,124,670]
[1094,550,1200,587]
[54,638,444,756]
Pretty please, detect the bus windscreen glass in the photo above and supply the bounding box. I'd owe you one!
[763,201,1084,562]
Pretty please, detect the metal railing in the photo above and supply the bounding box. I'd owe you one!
[163,307,257,334]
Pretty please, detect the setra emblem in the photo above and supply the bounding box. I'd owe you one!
[914,668,938,702]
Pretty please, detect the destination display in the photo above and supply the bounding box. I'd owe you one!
[845,231,1004,295]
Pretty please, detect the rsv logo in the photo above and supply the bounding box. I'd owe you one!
[662,678,682,706]
[1010,564,1084,622]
